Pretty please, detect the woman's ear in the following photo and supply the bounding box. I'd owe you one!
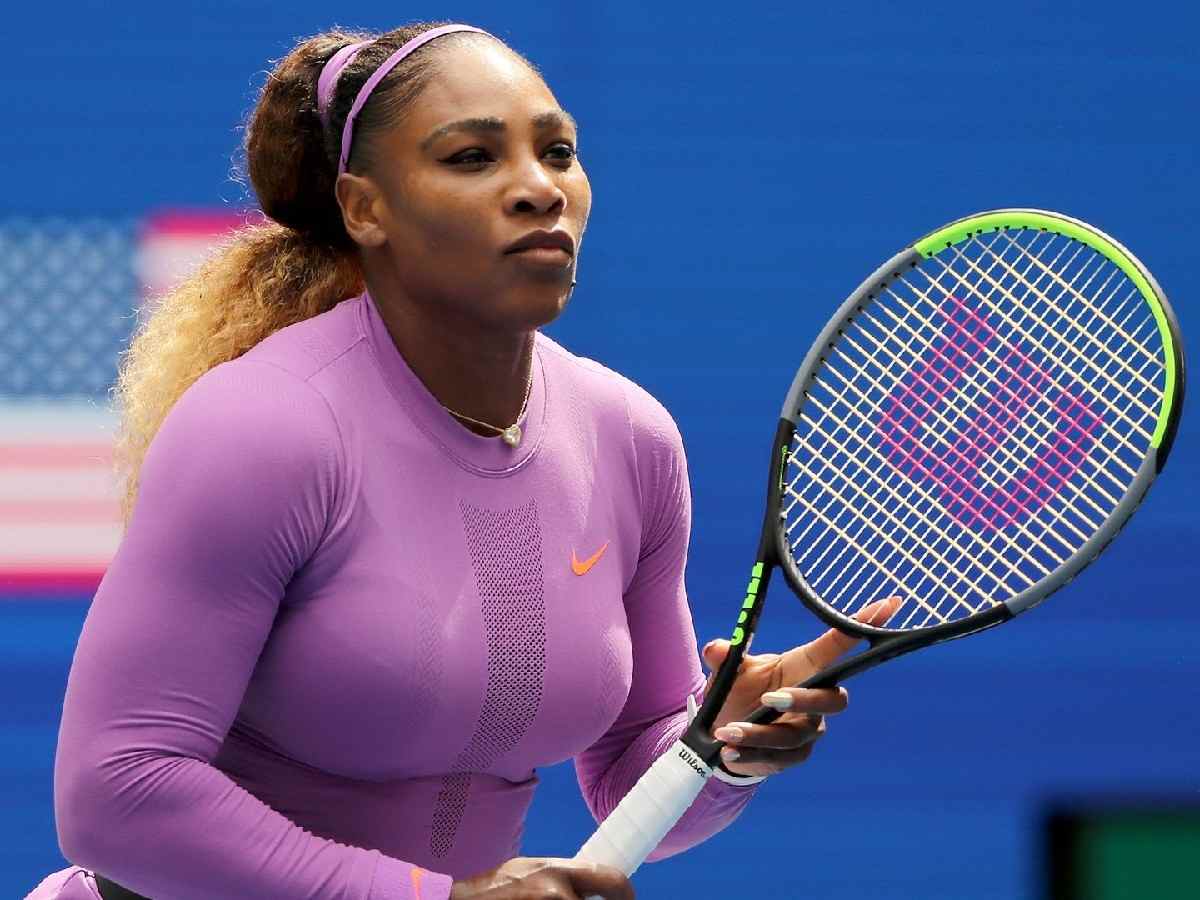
[335,173,388,248]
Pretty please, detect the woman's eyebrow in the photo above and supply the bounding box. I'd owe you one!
[420,110,578,150]
[533,110,578,133]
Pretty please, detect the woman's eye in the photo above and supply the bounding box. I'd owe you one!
[445,148,492,167]
[546,143,577,164]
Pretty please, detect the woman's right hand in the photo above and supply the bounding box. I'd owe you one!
[449,857,634,899]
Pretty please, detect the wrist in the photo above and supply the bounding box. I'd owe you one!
[686,694,767,786]
[712,761,767,786]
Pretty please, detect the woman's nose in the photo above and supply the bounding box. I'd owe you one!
[507,159,566,216]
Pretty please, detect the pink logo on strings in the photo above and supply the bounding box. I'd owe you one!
[875,296,1102,534]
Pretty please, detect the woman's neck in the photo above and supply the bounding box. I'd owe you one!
[364,280,535,437]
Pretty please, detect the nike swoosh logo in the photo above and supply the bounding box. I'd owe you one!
[571,541,610,576]
[411,867,424,898]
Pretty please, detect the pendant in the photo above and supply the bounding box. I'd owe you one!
[501,424,522,447]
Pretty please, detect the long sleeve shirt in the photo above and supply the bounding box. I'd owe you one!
[53,290,757,899]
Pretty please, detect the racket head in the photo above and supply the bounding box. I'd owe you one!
[771,209,1185,642]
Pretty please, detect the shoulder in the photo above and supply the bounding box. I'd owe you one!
[146,354,343,518]
[147,302,360,505]
[166,296,367,467]
[238,294,365,386]
[536,332,683,458]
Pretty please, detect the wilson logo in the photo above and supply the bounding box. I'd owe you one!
[677,745,708,777]
[876,296,1101,534]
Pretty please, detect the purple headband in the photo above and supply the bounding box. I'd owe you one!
[316,24,491,175]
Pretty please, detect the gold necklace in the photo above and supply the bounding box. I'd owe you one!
[441,362,534,448]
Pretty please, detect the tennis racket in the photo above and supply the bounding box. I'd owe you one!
[575,208,1185,877]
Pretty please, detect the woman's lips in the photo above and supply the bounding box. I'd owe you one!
[506,246,572,266]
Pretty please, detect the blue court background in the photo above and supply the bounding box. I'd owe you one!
[4,1,1198,897]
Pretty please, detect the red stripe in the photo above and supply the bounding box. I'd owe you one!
[0,444,113,467]
[141,208,261,236]
[0,568,105,593]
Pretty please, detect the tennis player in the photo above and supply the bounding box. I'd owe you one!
[30,21,892,900]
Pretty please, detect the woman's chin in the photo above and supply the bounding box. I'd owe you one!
[499,284,575,332]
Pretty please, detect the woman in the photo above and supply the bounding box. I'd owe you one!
[30,21,891,900]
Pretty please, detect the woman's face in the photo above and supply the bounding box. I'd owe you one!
[345,38,591,333]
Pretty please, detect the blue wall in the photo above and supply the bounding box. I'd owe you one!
[4,2,1198,897]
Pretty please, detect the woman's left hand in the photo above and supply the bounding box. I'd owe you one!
[700,596,901,778]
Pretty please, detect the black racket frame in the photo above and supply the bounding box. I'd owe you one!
[682,214,1185,771]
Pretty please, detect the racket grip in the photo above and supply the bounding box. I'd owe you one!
[575,739,712,881]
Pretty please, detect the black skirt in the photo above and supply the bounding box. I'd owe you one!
[93,873,150,900]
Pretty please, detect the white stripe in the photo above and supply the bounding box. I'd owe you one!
[0,468,119,500]
[0,522,121,561]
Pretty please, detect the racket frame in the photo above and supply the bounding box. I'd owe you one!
[687,208,1185,752]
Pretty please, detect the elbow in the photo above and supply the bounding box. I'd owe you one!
[53,751,143,870]
[55,758,109,868]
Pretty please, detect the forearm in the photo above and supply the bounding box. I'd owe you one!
[55,749,450,900]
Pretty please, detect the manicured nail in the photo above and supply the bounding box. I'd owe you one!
[722,747,740,762]
[714,725,744,743]
[761,691,793,710]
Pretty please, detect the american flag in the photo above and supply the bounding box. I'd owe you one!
[0,402,120,593]
[0,210,245,595]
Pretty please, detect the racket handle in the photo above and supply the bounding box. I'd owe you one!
[575,738,712,883]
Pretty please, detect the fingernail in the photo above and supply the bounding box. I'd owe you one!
[761,691,793,710]
[722,747,740,762]
[703,640,717,654]
[714,725,744,743]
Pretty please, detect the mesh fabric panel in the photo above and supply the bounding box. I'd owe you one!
[430,498,547,858]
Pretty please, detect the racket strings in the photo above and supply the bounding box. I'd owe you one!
[787,236,1092,621]
[995,232,1162,376]
[934,232,1154,460]
[784,426,986,620]
[903,231,1162,560]
[911,247,1161,540]
[950,236,1156,429]
[952,240,1164,454]
[785,226,1166,630]
[941,241,1160,432]
[907,229,1161,600]
[783,450,968,624]
[837,305,1097,546]
[801,321,1056,595]
[909,258,1153,488]
[898,262,1128,519]
[882,244,1158,596]
[791,319,1053,625]
[793,292,1063,587]
[928,236,1163,515]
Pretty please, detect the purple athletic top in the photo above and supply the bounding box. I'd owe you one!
[52,291,758,899]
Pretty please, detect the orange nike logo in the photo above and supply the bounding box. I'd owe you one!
[411,867,424,898]
[571,541,610,576]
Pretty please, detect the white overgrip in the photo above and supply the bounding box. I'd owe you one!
[575,739,712,878]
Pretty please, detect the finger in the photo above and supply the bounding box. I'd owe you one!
[777,630,859,685]
[704,638,762,673]
[713,716,824,751]
[777,595,902,683]
[563,860,635,900]
[759,686,848,714]
[720,740,819,778]
[854,594,903,627]
[702,638,782,675]
[701,638,729,672]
